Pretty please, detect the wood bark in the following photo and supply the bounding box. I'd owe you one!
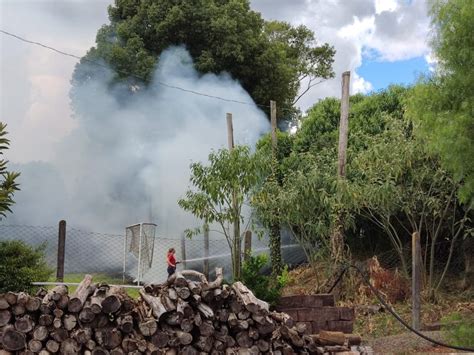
[68,275,94,313]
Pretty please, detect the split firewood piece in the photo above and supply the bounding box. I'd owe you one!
[90,283,110,314]
[137,318,157,336]
[72,327,93,344]
[232,282,269,314]
[43,285,68,304]
[101,286,127,314]
[68,274,94,313]
[117,314,134,334]
[28,339,43,353]
[139,289,168,319]
[196,302,214,318]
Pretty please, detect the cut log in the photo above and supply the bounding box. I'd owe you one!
[0,309,11,326]
[38,314,53,326]
[317,330,345,346]
[236,331,253,348]
[180,317,194,332]
[197,302,214,318]
[60,338,81,353]
[150,332,169,348]
[91,347,109,355]
[68,275,94,313]
[232,282,269,314]
[2,327,26,351]
[256,339,270,352]
[72,327,93,344]
[39,351,51,355]
[15,315,34,333]
[101,286,126,314]
[181,346,199,355]
[12,303,25,316]
[51,328,69,343]
[64,314,78,331]
[199,321,214,337]
[138,318,156,336]
[175,287,191,300]
[43,285,68,303]
[103,328,122,350]
[5,292,18,305]
[79,305,96,323]
[53,317,62,329]
[46,340,60,353]
[53,308,64,318]
[33,325,49,341]
[118,314,135,334]
[25,296,41,312]
[195,336,213,352]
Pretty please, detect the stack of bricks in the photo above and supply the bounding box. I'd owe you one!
[276,294,354,334]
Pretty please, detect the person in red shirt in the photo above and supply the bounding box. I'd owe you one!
[167,248,180,277]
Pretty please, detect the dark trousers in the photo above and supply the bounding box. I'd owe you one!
[167,266,176,277]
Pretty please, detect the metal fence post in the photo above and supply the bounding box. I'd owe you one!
[203,224,209,279]
[181,233,187,269]
[56,220,66,282]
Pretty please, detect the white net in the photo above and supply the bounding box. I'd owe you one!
[124,223,156,283]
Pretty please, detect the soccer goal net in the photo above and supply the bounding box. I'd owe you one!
[123,223,156,284]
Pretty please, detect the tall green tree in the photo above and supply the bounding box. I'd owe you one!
[71,0,335,118]
[0,123,20,217]
[409,0,474,204]
[178,146,262,280]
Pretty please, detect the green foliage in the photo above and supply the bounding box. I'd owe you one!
[442,313,474,348]
[0,123,20,217]
[179,146,263,280]
[71,0,335,118]
[408,0,474,204]
[241,254,288,307]
[0,240,53,293]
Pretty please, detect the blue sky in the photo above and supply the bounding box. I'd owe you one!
[357,55,430,91]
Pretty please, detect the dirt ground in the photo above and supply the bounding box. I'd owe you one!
[367,331,469,354]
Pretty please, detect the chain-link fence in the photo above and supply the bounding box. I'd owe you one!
[0,222,307,285]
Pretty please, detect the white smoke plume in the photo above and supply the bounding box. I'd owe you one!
[8,46,270,236]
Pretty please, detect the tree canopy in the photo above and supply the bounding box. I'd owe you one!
[0,123,20,218]
[408,0,474,205]
[71,0,335,118]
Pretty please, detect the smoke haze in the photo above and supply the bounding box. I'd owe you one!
[7,46,270,236]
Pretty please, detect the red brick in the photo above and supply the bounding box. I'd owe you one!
[283,309,299,320]
[319,307,341,321]
[311,320,328,334]
[297,308,323,322]
[339,307,354,321]
[317,294,335,306]
[277,295,333,309]
[327,320,353,333]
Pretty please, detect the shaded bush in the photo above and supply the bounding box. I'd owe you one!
[0,240,53,293]
[241,254,289,307]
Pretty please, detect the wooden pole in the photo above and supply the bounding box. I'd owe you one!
[270,100,277,155]
[181,233,187,269]
[56,220,66,282]
[412,231,421,330]
[203,223,210,279]
[269,100,282,276]
[226,113,240,279]
[337,71,350,178]
[331,71,351,263]
[244,230,252,263]
[226,113,234,150]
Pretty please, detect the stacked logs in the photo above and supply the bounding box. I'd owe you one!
[0,269,356,354]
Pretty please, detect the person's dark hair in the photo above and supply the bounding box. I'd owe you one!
[168,248,175,254]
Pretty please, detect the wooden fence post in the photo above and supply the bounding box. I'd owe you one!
[412,231,421,330]
[203,223,210,279]
[181,233,187,269]
[56,220,66,282]
[244,230,252,262]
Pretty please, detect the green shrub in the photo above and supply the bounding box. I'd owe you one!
[241,254,289,307]
[441,313,474,348]
[0,240,53,293]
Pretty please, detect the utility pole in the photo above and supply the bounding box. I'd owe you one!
[332,71,351,262]
[226,113,240,279]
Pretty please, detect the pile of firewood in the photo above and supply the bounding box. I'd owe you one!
[0,269,360,354]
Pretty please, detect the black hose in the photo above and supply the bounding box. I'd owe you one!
[343,263,474,352]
